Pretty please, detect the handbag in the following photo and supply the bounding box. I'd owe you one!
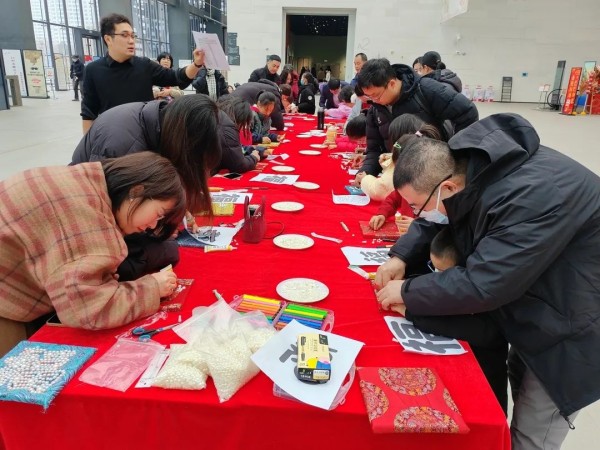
[242,196,266,243]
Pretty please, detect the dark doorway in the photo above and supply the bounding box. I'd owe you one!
[285,15,349,82]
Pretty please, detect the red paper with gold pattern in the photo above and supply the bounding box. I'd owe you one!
[357,367,470,434]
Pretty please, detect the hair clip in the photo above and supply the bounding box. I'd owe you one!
[415,131,423,137]
[393,142,402,150]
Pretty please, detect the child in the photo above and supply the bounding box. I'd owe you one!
[297,73,317,114]
[250,92,285,145]
[280,84,298,113]
[325,85,354,120]
[336,113,367,154]
[368,115,442,227]
[400,227,509,415]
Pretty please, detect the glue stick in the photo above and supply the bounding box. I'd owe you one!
[204,245,236,253]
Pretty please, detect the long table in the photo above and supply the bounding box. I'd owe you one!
[0,115,510,450]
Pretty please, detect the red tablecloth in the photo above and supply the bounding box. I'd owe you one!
[0,115,510,450]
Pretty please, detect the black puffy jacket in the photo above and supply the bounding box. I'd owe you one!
[423,69,463,93]
[297,83,317,114]
[192,68,229,98]
[71,100,166,163]
[213,111,257,174]
[392,113,600,417]
[231,80,284,130]
[361,64,478,176]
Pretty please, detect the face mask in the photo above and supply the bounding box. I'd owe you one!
[419,187,448,224]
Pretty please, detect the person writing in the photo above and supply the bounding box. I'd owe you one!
[0,152,186,357]
[375,113,600,450]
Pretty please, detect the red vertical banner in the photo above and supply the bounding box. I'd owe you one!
[562,67,582,115]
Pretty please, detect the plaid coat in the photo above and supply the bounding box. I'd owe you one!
[0,163,160,329]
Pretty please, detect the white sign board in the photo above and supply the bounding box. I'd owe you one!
[2,49,28,97]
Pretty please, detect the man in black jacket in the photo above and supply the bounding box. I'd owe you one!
[376,113,600,450]
[69,55,84,101]
[192,67,229,100]
[248,54,281,84]
[319,78,348,109]
[354,58,478,182]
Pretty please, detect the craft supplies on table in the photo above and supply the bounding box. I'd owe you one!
[273,303,334,331]
[0,341,96,409]
[230,294,286,323]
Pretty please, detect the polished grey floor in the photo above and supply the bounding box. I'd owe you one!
[0,92,599,448]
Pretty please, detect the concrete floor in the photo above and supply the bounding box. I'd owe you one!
[0,92,599,448]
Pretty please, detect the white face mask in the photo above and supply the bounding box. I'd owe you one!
[419,187,449,224]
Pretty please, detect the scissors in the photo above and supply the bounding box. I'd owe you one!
[132,323,178,341]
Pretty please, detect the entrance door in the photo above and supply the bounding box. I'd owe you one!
[82,36,101,63]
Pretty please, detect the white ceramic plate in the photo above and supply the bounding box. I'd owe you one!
[276,278,329,303]
[310,144,327,149]
[284,122,294,127]
[273,234,314,250]
[293,181,320,190]
[272,166,295,172]
[297,134,312,138]
[298,150,321,156]
[271,201,304,212]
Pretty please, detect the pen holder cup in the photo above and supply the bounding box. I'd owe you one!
[242,196,266,243]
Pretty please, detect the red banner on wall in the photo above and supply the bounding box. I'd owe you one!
[562,67,582,115]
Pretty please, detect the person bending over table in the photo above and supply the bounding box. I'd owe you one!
[71,95,221,280]
[0,152,185,357]
[250,92,285,145]
[375,113,600,450]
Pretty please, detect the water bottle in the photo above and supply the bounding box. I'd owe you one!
[317,107,325,130]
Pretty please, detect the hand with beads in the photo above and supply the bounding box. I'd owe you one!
[151,270,177,298]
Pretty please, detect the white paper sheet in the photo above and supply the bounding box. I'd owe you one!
[249,173,299,185]
[188,220,243,247]
[341,246,390,266]
[251,320,364,410]
[332,190,370,206]
[192,32,230,70]
[210,191,252,204]
[384,316,467,356]
[266,153,289,161]
[348,169,359,175]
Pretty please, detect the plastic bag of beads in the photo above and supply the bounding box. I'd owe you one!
[174,299,240,343]
[196,327,260,402]
[152,344,208,390]
[79,338,165,392]
[230,311,276,353]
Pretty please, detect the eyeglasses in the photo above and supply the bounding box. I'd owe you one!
[364,81,390,102]
[427,260,436,272]
[413,174,452,216]
[109,32,137,40]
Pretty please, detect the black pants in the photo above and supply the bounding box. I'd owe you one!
[73,77,81,99]
[117,234,180,282]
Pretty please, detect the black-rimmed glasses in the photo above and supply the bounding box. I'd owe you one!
[413,174,452,217]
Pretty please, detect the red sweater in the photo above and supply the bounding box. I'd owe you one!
[376,190,415,219]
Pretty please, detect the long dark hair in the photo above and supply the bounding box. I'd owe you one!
[159,95,221,214]
[217,95,253,131]
[102,152,186,239]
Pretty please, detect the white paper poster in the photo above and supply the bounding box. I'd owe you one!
[23,50,48,98]
[192,32,230,71]
[341,246,390,266]
[2,49,27,97]
[332,191,370,206]
[384,316,467,356]
[251,320,364,410]
[249,173,299,185]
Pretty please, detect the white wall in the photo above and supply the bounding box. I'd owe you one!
[226,0,600,102]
